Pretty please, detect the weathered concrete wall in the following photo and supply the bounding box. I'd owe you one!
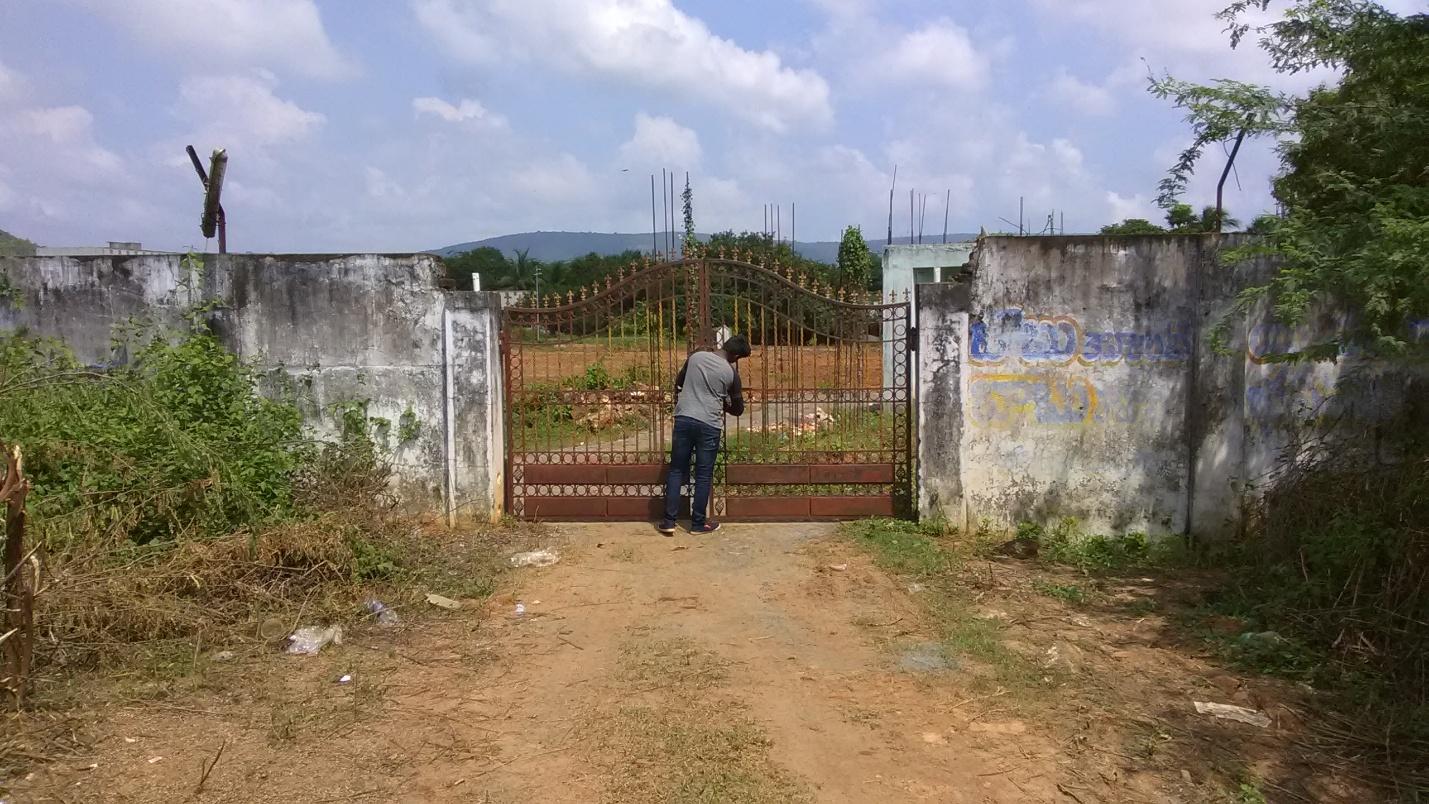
[915,234,1423,540]
[969,236,1214,536]
[0,253,504,522]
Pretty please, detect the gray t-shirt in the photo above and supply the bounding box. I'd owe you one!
[673,351,744,429]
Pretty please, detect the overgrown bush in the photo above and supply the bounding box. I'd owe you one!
[0,330,307,548]
[0,310,506,682]
[1231,426,1429,700]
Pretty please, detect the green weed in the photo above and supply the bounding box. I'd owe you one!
[1032,579,1088,604]
[841,517,954,577]
[1017,519,1188,571]
[840,518,1046,692]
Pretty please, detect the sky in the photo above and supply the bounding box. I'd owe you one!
[0,0,1420,252]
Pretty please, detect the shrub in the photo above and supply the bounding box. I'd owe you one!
[0,329,308,548]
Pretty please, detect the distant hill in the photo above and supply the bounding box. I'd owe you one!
[0,227,37,257]
[431,231,978,265]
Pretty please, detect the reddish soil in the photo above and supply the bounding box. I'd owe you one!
[3,524,1382,803]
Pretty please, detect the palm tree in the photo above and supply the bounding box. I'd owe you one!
[1198,206,1241,232]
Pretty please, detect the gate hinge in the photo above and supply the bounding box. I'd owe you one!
[907,326,918,352]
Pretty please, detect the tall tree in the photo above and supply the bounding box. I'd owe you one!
[836,225,875,291]
[1151,1,1429,350]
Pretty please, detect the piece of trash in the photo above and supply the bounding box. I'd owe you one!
[285,625,344,656]
[899,642,953,673]
[210,649,236,662]
[827,563,849,572]
[514,602,527,617]
[258,616,288,640]
[1238,631,1287,648]
[338,674,353,684]
[908,582,926,593]
[123,737,137,744]
[147,757,163,764]
[509,548,561,568]
[365,598,400,627]
[425,593,462,610]
[79,764,98,772]
[1193,701,1271,728]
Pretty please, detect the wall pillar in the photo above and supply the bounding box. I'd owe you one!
[916,284,969,527]
[442,291,505,523]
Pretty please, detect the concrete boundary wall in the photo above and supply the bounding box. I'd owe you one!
[0,253,504,522]
[915,234,1422,540]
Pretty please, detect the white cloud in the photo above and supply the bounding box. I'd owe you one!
[0,174,16,213]
[1105,191,1159,222]
[411,0,832,132]
[0,61,23,105]
[885,20,989,90]
[1029,0,1336,90]
[175,73,325,151]
[1,105,125,182]
[412,97,508,128]
[618,113,702,171]
[69,0,354,79]
[1048,69,1117,115]
[508,153,599,205]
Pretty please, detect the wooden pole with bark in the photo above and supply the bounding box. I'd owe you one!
[1,444,33,709]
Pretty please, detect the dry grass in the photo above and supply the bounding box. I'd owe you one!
[2,491,514,785]
[592,633,812,804]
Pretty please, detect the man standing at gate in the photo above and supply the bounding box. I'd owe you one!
[658,334,751,535]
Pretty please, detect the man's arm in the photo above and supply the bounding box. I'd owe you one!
[724,370,745,417]
[674,358,688,393]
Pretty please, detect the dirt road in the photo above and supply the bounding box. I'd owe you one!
[8,523,1375,803]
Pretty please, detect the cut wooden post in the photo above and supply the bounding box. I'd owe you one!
[1,444,32,709]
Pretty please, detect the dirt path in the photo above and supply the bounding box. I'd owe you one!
[6,523,1380,803]
[462,523,1045,803]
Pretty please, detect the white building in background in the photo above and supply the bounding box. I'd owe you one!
[36,241,177,257]
[880,242,977,389]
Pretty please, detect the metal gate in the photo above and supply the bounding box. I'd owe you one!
[501,249,912,521]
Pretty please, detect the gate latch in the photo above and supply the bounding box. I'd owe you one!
[906,326,918,352]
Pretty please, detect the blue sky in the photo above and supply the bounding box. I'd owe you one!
[0,0,1418,252]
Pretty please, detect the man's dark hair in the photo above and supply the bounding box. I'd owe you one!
[722,334,752,359]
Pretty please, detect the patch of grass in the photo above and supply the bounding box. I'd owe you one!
[267,674,388,745]
[1032,578,1088,604]
[840,519,1048,693]
[928,592,1049,692]
[841,517,956,577]
[723,409,888,465]
[612,545,639,563]
[1229,780,1268,804]
[1017,519,1188,571]
[602,702,812,804]
[1122,598,1161,616]
[617,636,728,690]
[594,633,813,804]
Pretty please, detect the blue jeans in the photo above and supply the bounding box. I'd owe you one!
[663,416,721,527]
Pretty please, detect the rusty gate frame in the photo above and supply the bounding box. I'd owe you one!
[500,248,912,521]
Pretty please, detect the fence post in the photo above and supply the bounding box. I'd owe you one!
[2,444,33,709]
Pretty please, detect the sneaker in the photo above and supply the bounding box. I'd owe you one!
[656,520,677,536]
[689,521,721,535]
